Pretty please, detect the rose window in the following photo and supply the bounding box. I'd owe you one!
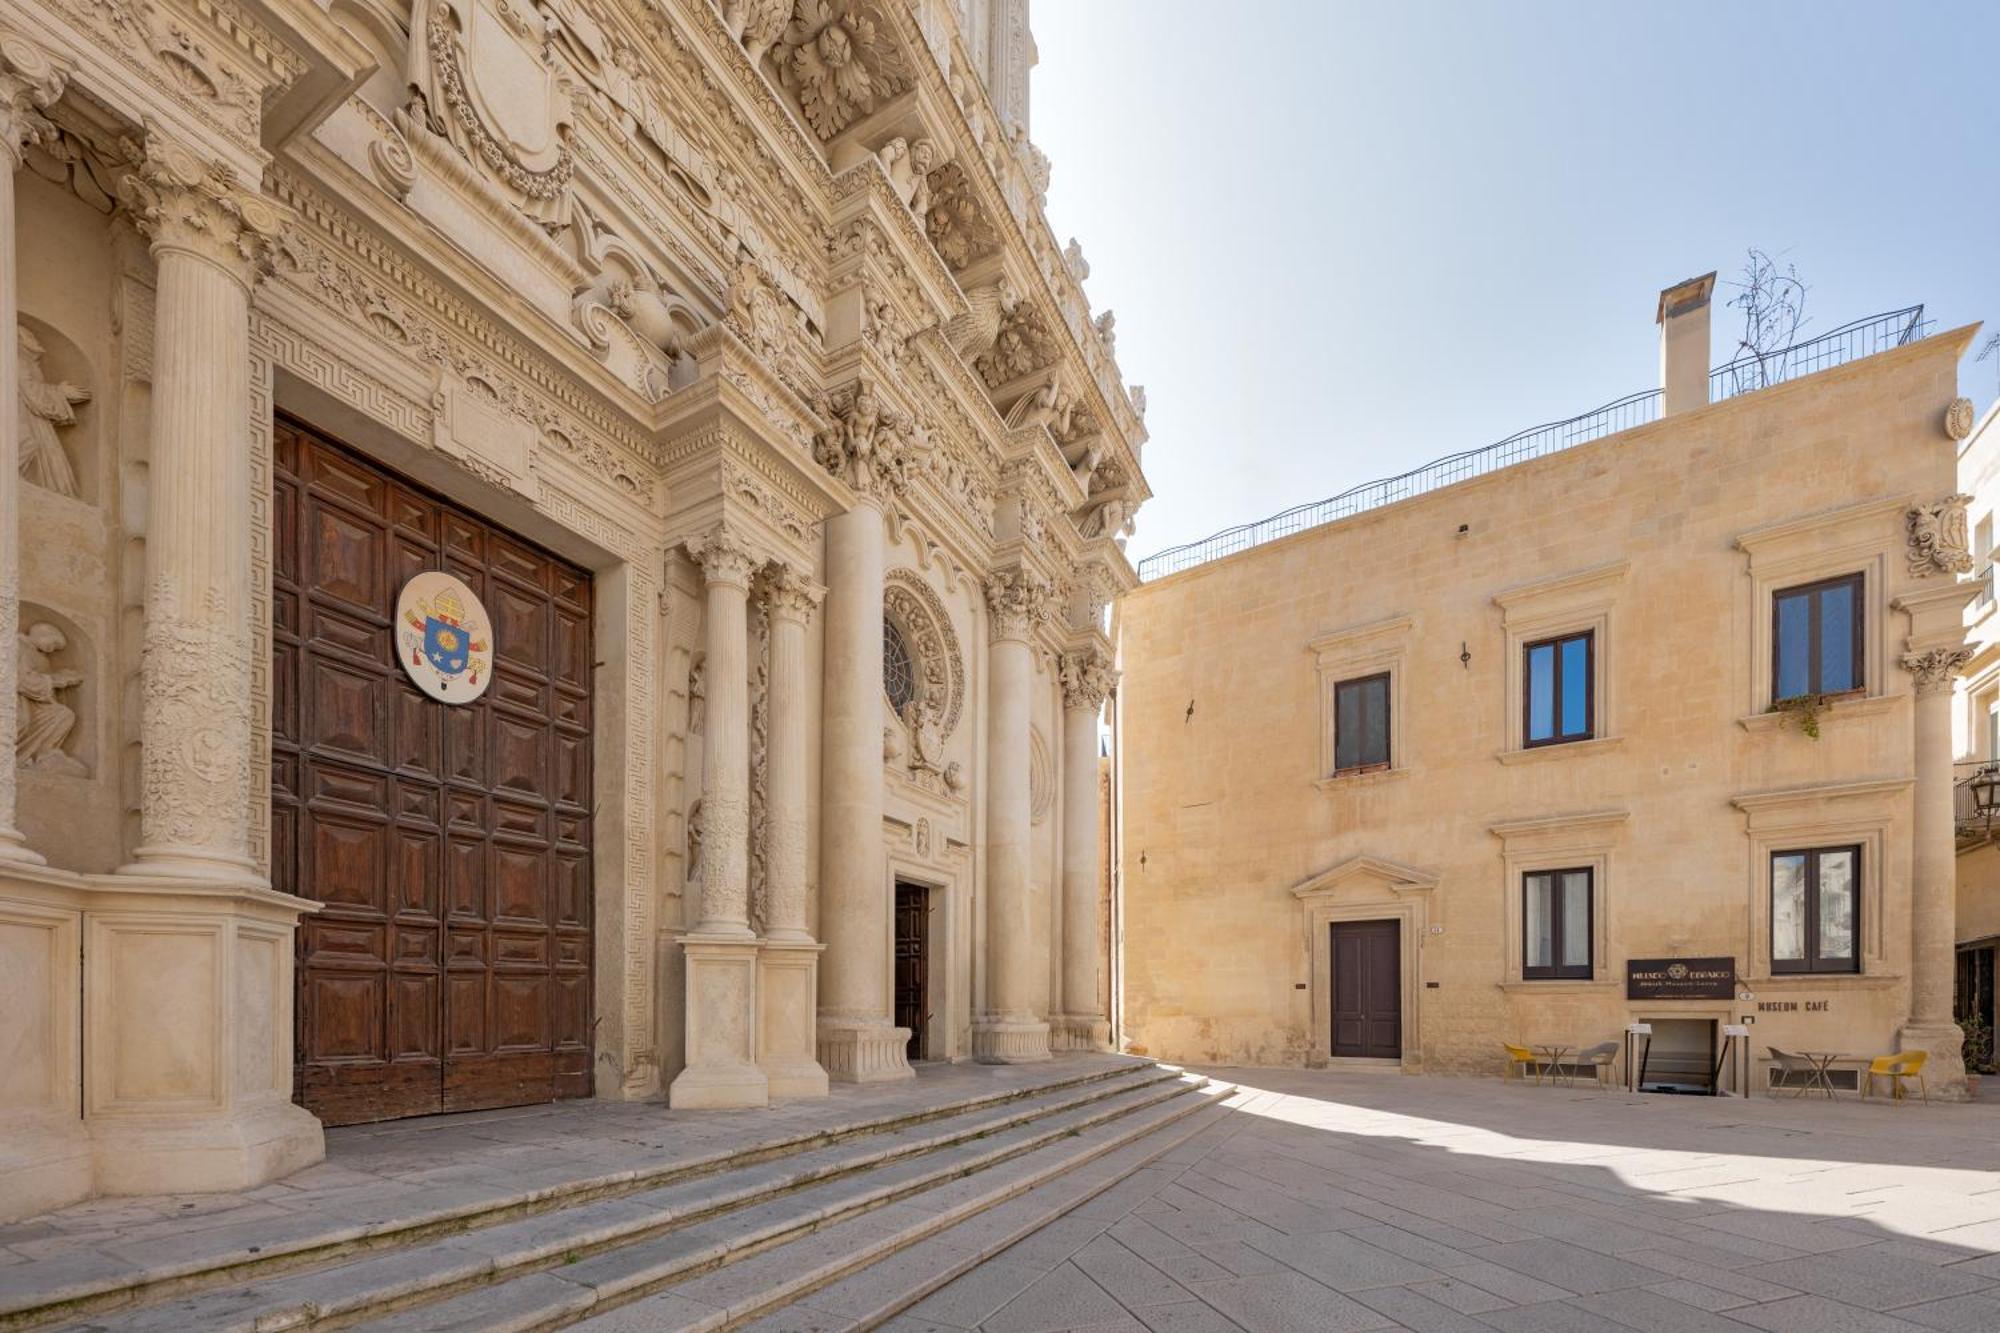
[883,617,917,712]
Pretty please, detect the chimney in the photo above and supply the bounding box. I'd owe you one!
[1657,272,1717,416]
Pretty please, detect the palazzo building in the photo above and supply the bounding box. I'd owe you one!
[1951,398,2000,1052]
[0,0,1147,1221]
[1115,279,1983,1099]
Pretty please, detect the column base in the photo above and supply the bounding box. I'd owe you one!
[0,826,45,866]
[670,937,768,1110]
[816,1018,914,1083]
[973,1017,1051,1064]
[0,1114,92,1222]
[88,1098,324,1199]
[1899,1021,1971,1101]
[758,941,828,1100]
[118,845,263,883]
[1050,1015,1111,1053]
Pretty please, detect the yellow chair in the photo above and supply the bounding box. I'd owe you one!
[1502,1043,1541,1084]
[1863,1050,1929,1103]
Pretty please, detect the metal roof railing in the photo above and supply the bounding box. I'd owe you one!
[1136,306,1931,582]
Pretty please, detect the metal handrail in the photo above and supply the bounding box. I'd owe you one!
[1137,306,1932,582]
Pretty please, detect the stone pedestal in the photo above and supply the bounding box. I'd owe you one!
[0,864,88,1220]
[757,941,828,1099]
[975,571,1049,1063]
[1054,649,1113,1051]
[671,528,767,1109]
[816,500,911,1081]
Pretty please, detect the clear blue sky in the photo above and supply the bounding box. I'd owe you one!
[1032,1,2000,563]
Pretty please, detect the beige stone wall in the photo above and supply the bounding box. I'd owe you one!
[1117,334,1973,1079]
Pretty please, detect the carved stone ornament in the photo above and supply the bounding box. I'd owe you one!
[943,275,1017,362]
[984,568,1049,642]
[17,324,88,497]
[409,0,576,222]
[1907,494,1974,578]
[117,136,291,285]
[813,379,926,501]
[1946,397,1977,442]
[774,0,912,140]
[884,569,964,737]
[720,0,789,65]
[764,563,824,620]
[924,161,1000,272]
[688,525,760,589]
[1903,646,1975,697]
[395,571,495,703]
[1,28,68,168]
[1059,646,1115,713]
[16,622,84,775]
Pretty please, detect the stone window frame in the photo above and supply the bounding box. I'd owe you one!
[1491,809,1628,992]
[1492,561,1627,762]
[1734,497,1904,730]
[1307,614,1412,790]
[1729,778,1905,986]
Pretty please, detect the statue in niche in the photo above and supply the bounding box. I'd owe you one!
[16,622,84,775]
[18,326,88,497]
[903,696,945,775]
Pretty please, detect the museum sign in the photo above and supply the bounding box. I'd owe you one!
[1626,957,1737,1001]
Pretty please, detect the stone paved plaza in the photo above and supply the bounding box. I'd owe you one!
[876,1067,2000,1333]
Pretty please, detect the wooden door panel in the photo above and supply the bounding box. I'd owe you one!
[279,416,592,1127]
[894,883,927,1061]
[1331,921,1401,1059]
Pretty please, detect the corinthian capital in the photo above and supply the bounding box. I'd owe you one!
[763,562,825,622]
[0,29,68,168]
[687,524,759,590]
[1059,646,1116,712]
[116,132,290,288]
[1902,646,1974,697]
[812,378,926,503]
[985,567,1050,643]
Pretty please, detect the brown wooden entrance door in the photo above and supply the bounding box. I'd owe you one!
[894,883,928,1060]
[273,417,594,1126]
[1330,920,1401,1058]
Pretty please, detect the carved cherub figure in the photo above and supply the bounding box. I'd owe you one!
[16,622,84,775]
[722,0,789,65]
[18,326,88,497]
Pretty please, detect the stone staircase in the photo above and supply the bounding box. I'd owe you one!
[16,1061,1232,1333]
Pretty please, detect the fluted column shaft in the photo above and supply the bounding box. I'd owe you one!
[976,571,1049,1063]
[764,569,818,943]
[1057,648,1112,1048]
[0,37,67,863]
[692,531,756,938]
[118,139,287,880]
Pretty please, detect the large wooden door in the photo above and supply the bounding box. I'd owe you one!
[894,882,928,1061]
[273,417,594,1126]
[1330,920,1400,1058]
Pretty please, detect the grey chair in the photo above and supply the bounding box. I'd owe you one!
[1565,1041,1619,1089]
[1766,1046,1814,1098]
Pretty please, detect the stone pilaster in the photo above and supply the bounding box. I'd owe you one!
[1901,644,1975,1098]
[0,30,68,863]
[758,563,828,1098]
[116,135,288,881]
[975,568,1050,1063]
[813,382,916,1082]
[1053,646,1113,1051]
[670,525,767,1109]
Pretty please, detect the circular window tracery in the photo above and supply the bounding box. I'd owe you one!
[883,618,917,713]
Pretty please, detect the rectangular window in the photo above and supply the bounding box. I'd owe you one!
[1523,867,1592,980]
[1524,631,1593,746]
[1333,672,1390,773]
[1771,846,1860,974]
[1772,574,1863,702]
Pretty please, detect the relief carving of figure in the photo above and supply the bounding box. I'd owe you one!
[722,0,790,65]
[18,326,88,497]
[16,622,84,775]
[903,696,945,775]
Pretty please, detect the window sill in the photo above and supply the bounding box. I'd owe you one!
[1497,979,1618,994]
[1496,736,1623,765]
[1737,972,1902,992]
[1737,692,1898,732]
[1315,766,1410,793]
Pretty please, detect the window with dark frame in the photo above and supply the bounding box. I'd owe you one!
[1772,573,1864,702]
[1524,630,1593,747]
[1771,845,1860,974]
[1333,672,1391,774]
[1523,867,1592,980]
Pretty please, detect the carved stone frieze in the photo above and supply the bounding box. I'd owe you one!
[720,0,790,64]
[984,566,1050,642]
[1908,494,1974,578]
[812,378,927,501]
[772,0,913,140]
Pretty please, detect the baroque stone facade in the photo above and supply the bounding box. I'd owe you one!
[0,0,1145,1220]
[1116,282,1980,1100]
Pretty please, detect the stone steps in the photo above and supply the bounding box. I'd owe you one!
[28,1063,1201,1333]
[357,1074,1231,1333]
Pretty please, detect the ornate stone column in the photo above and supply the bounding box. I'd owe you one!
[758,563,828,1098]
[813,382,915,1082]
[1054,647,1113,1051]
[976,569,1050,1063]
[670,526,767,1108]
[116,138,286,881]
[0,33,67,863]
[1902,643,1974,1098]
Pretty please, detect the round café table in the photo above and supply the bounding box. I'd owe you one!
[1534,1044,1574,1087]
[1796,1051,1845,1099]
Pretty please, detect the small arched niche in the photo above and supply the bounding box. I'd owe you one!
[16,314,98,505]
[15,603,95,777]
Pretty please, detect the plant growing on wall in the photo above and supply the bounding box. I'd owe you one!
[1723,248,1809,394]
[1964,1010,1994,1075]
[1772,693,1826,739]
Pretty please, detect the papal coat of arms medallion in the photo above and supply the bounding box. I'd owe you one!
[396,571,493,703]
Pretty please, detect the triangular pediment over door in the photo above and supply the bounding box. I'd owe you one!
[1292,853,1437,1071]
